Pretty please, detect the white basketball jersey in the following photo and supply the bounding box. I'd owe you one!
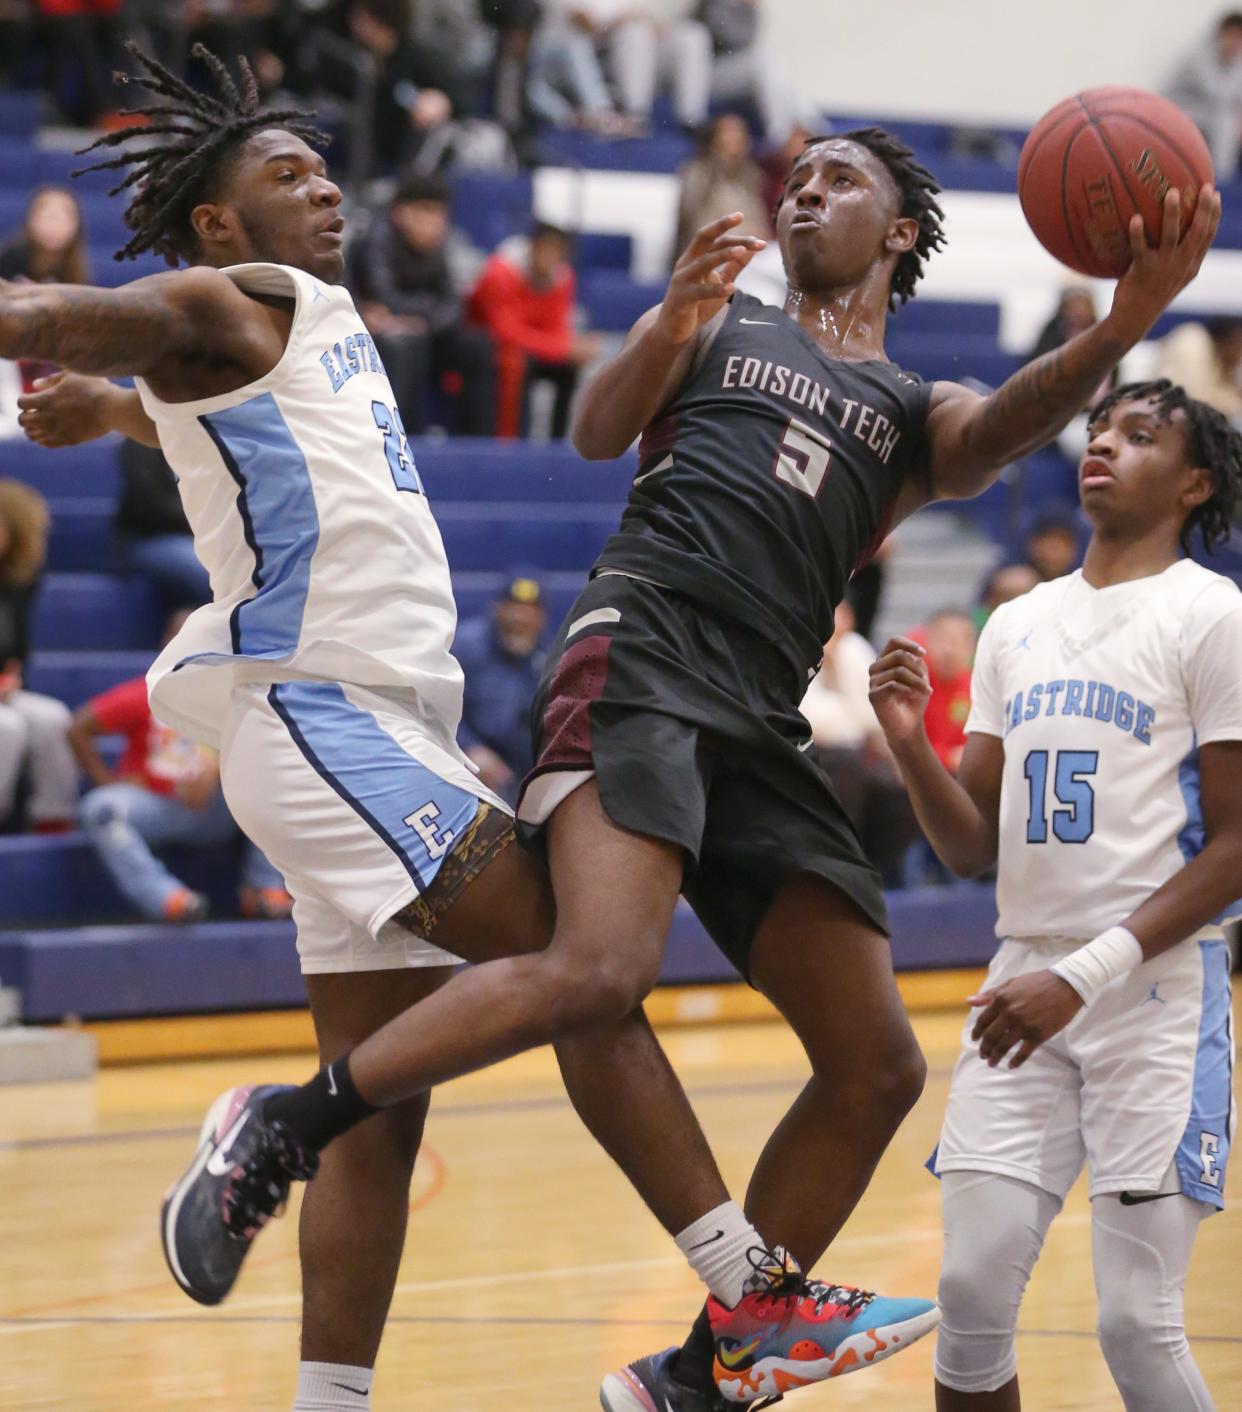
[135,263,462,748]
[968,560,1242,940]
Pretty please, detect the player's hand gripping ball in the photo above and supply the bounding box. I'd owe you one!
[1018,87,1214,277]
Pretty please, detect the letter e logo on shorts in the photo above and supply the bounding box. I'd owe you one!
[404,802,456,860]
[1199,1131,1221,1187]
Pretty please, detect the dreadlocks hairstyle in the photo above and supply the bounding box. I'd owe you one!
[782,127,946,310]
[1087,379,1242,555]
[73,42,329,268]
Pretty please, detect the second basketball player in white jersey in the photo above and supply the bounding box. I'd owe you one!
[871,379,1242,1412]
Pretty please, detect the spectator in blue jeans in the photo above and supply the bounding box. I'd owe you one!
[67,668,290,922]
[454,572,548,803]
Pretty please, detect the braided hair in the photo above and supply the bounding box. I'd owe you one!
[784,127,946,310]
[74,41,329,267]
[1087,379,1242,555]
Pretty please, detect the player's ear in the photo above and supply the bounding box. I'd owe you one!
[1180,464,1214,511]
[886,215,919,256]
[190,200,240,254]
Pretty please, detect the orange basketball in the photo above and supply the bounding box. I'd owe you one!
[1017,87,1214,278]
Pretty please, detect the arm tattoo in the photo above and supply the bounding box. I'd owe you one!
[963,325,1127,468]
[0,281,190,378]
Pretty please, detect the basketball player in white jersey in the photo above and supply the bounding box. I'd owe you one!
[11,42,1221,1411]
[869,379,1242,1411]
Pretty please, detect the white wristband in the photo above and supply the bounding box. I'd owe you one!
[1049,926,1144,1007]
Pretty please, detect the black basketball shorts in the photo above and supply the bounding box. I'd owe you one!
[516,572,888,978]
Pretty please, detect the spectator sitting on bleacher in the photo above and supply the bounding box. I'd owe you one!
[1157,315,1242,424]
[914,609,977,774]
[0,479,76,833]
[350,174,495,436]
[675,0,792,140]
[1026,287,1119,461]
[1024,507,1082,582]
[115,436,211,609]
[673,111,772,259]
[31,0,124,128]
[68,624,292,924]
[801,600,918,887]
[525,0,650,135]
[467,221,600,438]
[0,186,91,399]
[1168,10,1242,181]
[346,0,462,171]
[454,572,549,802]
[974,560,1040,630]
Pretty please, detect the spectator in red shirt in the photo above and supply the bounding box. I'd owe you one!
[67,670,291,922]
[913,610,979,772]
[467,222,601,438]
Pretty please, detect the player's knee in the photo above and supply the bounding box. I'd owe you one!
[543,949,656,1033]
[1096,1291,1188,1378]
[818,1029,926,1130]
[78,788,116,834]
[933,1249,1020,1393]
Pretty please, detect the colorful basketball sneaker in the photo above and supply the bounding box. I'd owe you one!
[160,1084,318,1306]
[601,1347,727,1412]
[709,1247,940,1402]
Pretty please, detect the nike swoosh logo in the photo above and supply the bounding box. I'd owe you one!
[739,317,776,325]
[205,1110,251,1177]
[330,1382,370,1396]
[327,1065,339,1097]
[687,1228,725,1250]
[717,1334,765,1369]
[1118,1190,1178,1206]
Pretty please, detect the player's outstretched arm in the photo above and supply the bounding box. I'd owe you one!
[18,372,160,449]
[571,213,765,459]
[914,184,1221,506]
[868,636,1003,876]
[0,266,269,381]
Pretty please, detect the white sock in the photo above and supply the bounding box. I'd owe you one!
[293,1361,373,1411]
[675,1200,771,1308]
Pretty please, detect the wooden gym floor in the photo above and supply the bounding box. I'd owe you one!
[1,1004,1238,1411]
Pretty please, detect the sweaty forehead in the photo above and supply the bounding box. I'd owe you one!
[244,128,324,171]
[790,140,897,197]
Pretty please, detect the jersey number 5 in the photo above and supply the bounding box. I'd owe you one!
[773,416,832,498]
[1024,749,1098,844]
[372,400,424,495]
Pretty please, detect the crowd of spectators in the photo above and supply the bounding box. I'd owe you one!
[1,2,1240,910]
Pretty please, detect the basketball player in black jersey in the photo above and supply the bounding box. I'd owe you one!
[22,67,1213,1406]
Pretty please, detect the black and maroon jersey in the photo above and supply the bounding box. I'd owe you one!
[594,292,933,677]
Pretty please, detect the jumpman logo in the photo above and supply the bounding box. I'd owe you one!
[1013,630,1034,653]
[311,282,327,302]
[1141,982,1166,1006]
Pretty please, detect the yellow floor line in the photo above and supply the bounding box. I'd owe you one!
[59,968,989,1066]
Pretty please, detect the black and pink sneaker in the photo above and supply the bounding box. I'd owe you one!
[160,1084,318,1306]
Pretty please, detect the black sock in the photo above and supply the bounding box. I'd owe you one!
[670,1305,717,1394]
[262,1052,379,1152]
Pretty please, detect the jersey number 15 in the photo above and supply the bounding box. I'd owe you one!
[1024,749,1098,844]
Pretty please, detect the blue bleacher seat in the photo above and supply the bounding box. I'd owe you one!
[580,270,663,331]
[416,438,635,501]
[0,436,120,500]
[0,89,45,136]
[890,298,1000,338]
[435,504,618,571]
[884,335,1023,388]
[46,498,115,572]
[449,171,533,252]
[32,574,164,650]
[535,129,695,174]
[88,245,171,287]
[25,649,152,707]
[576,231,633,271]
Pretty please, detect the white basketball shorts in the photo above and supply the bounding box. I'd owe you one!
[219,678,509,974]
[932,932,1234,1209]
